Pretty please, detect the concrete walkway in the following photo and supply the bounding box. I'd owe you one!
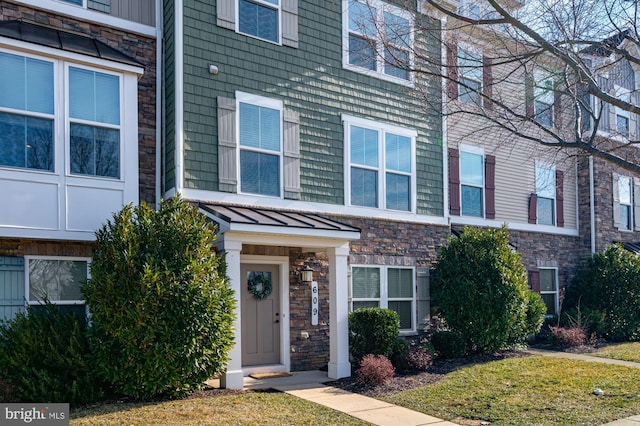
[241,370,458,425]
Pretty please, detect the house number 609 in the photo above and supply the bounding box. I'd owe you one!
[311,281,318,326]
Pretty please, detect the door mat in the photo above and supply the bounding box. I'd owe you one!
[249,372,293,379]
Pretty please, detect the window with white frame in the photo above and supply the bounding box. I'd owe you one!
[539,268,558,316]
[534,70,554,126]
[345,115,416,211]
[615,86,630,138]
[351,265,415,331]
[458,48,483,105]
[26,257,89,306]
[238,0,280,43]
[460,149,484,217]
[60,0,84,5]
[238,93,282,197]
[536,164,556,225]
[0,51,122,179]
[618,175,633,231]
[345,0,413,83]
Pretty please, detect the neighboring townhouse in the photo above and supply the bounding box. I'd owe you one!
[0,1,157,321]
[578,31,640,256]
[163,0,450,388]
[444,0,582,317]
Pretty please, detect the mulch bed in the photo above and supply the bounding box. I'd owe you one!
[325,350,531,397]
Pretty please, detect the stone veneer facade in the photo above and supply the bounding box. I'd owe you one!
[0,1,156,259]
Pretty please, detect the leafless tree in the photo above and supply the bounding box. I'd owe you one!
[348,0,640,172]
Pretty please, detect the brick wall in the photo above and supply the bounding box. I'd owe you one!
[1,1,157,205]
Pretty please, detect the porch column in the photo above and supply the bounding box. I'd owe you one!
[221,239,243,389]
[327,244,351,379]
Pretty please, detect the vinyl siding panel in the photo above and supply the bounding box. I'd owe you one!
[447,54,578,229]
[179,1,444,216]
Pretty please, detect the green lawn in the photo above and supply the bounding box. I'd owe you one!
[592,342,640,363]
[70,391,368,426]
[381,356,640,426]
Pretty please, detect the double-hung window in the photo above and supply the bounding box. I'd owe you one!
[0,52,54,172]
[458,48,483,105]
[460,148,484,217]
[345,115,416,212]
[539,268,558,316]
[613,173,639,231]
[26,256,90,320]
[536,164,556,225]
[534,71,554,126]
[345,0,413,83]
[351,266,415,331]
[238,0,280,43]
[615,86,630,138]
[238,93,282,197]
[69,67,121,179]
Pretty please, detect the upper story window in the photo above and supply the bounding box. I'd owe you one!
[536,164,556,225]
[0,51,122,179]
[458,47,483,105]
[345,0,413,84]
[344,115,416,212]
[351,265,415,331]
[0,53,54,172]
[460,149,484,217]
[59,0,83,5]
[615,86,630,138]
[534,71,554,127]
[459,0,481,19]
[239,0,280,43]
[613,173,637,232]
[237,92,282,197]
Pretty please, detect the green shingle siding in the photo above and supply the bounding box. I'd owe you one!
[176,1,443,216]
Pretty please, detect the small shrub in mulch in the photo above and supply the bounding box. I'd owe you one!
[355,354,395,385]
[405,346,433,371]
[549,325,587,348]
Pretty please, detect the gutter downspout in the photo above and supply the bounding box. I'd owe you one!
[174,0,184,195]
[589,156,596,254]
[155,0,162,208]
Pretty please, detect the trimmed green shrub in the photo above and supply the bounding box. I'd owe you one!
[349,308,400,361]
[0,303,103,406]
[563,244,640,341]
[355,354,395,385]
[431,330,467,359]
[432,226,545,353]
[83,197,236,400]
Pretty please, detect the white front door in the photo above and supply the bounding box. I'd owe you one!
[241,263,281,366]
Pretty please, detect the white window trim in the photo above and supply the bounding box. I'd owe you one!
[459,144,484,218]
[343,114,417,213]
[236,91,284,199]
[539,267,559,316]
[535,161,556,226]
[236,0,283,45]
[350,265,416,333]
[25,256,91,306]
[342,0,415,86]
[56,0,87,8]
[457,42,483,105]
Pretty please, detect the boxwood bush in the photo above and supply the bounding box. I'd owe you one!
[83,197,236,399]
[348,308,401,361]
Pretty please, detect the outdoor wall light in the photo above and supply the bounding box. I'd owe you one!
[300,267,314,283]
[208,64,219,75]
